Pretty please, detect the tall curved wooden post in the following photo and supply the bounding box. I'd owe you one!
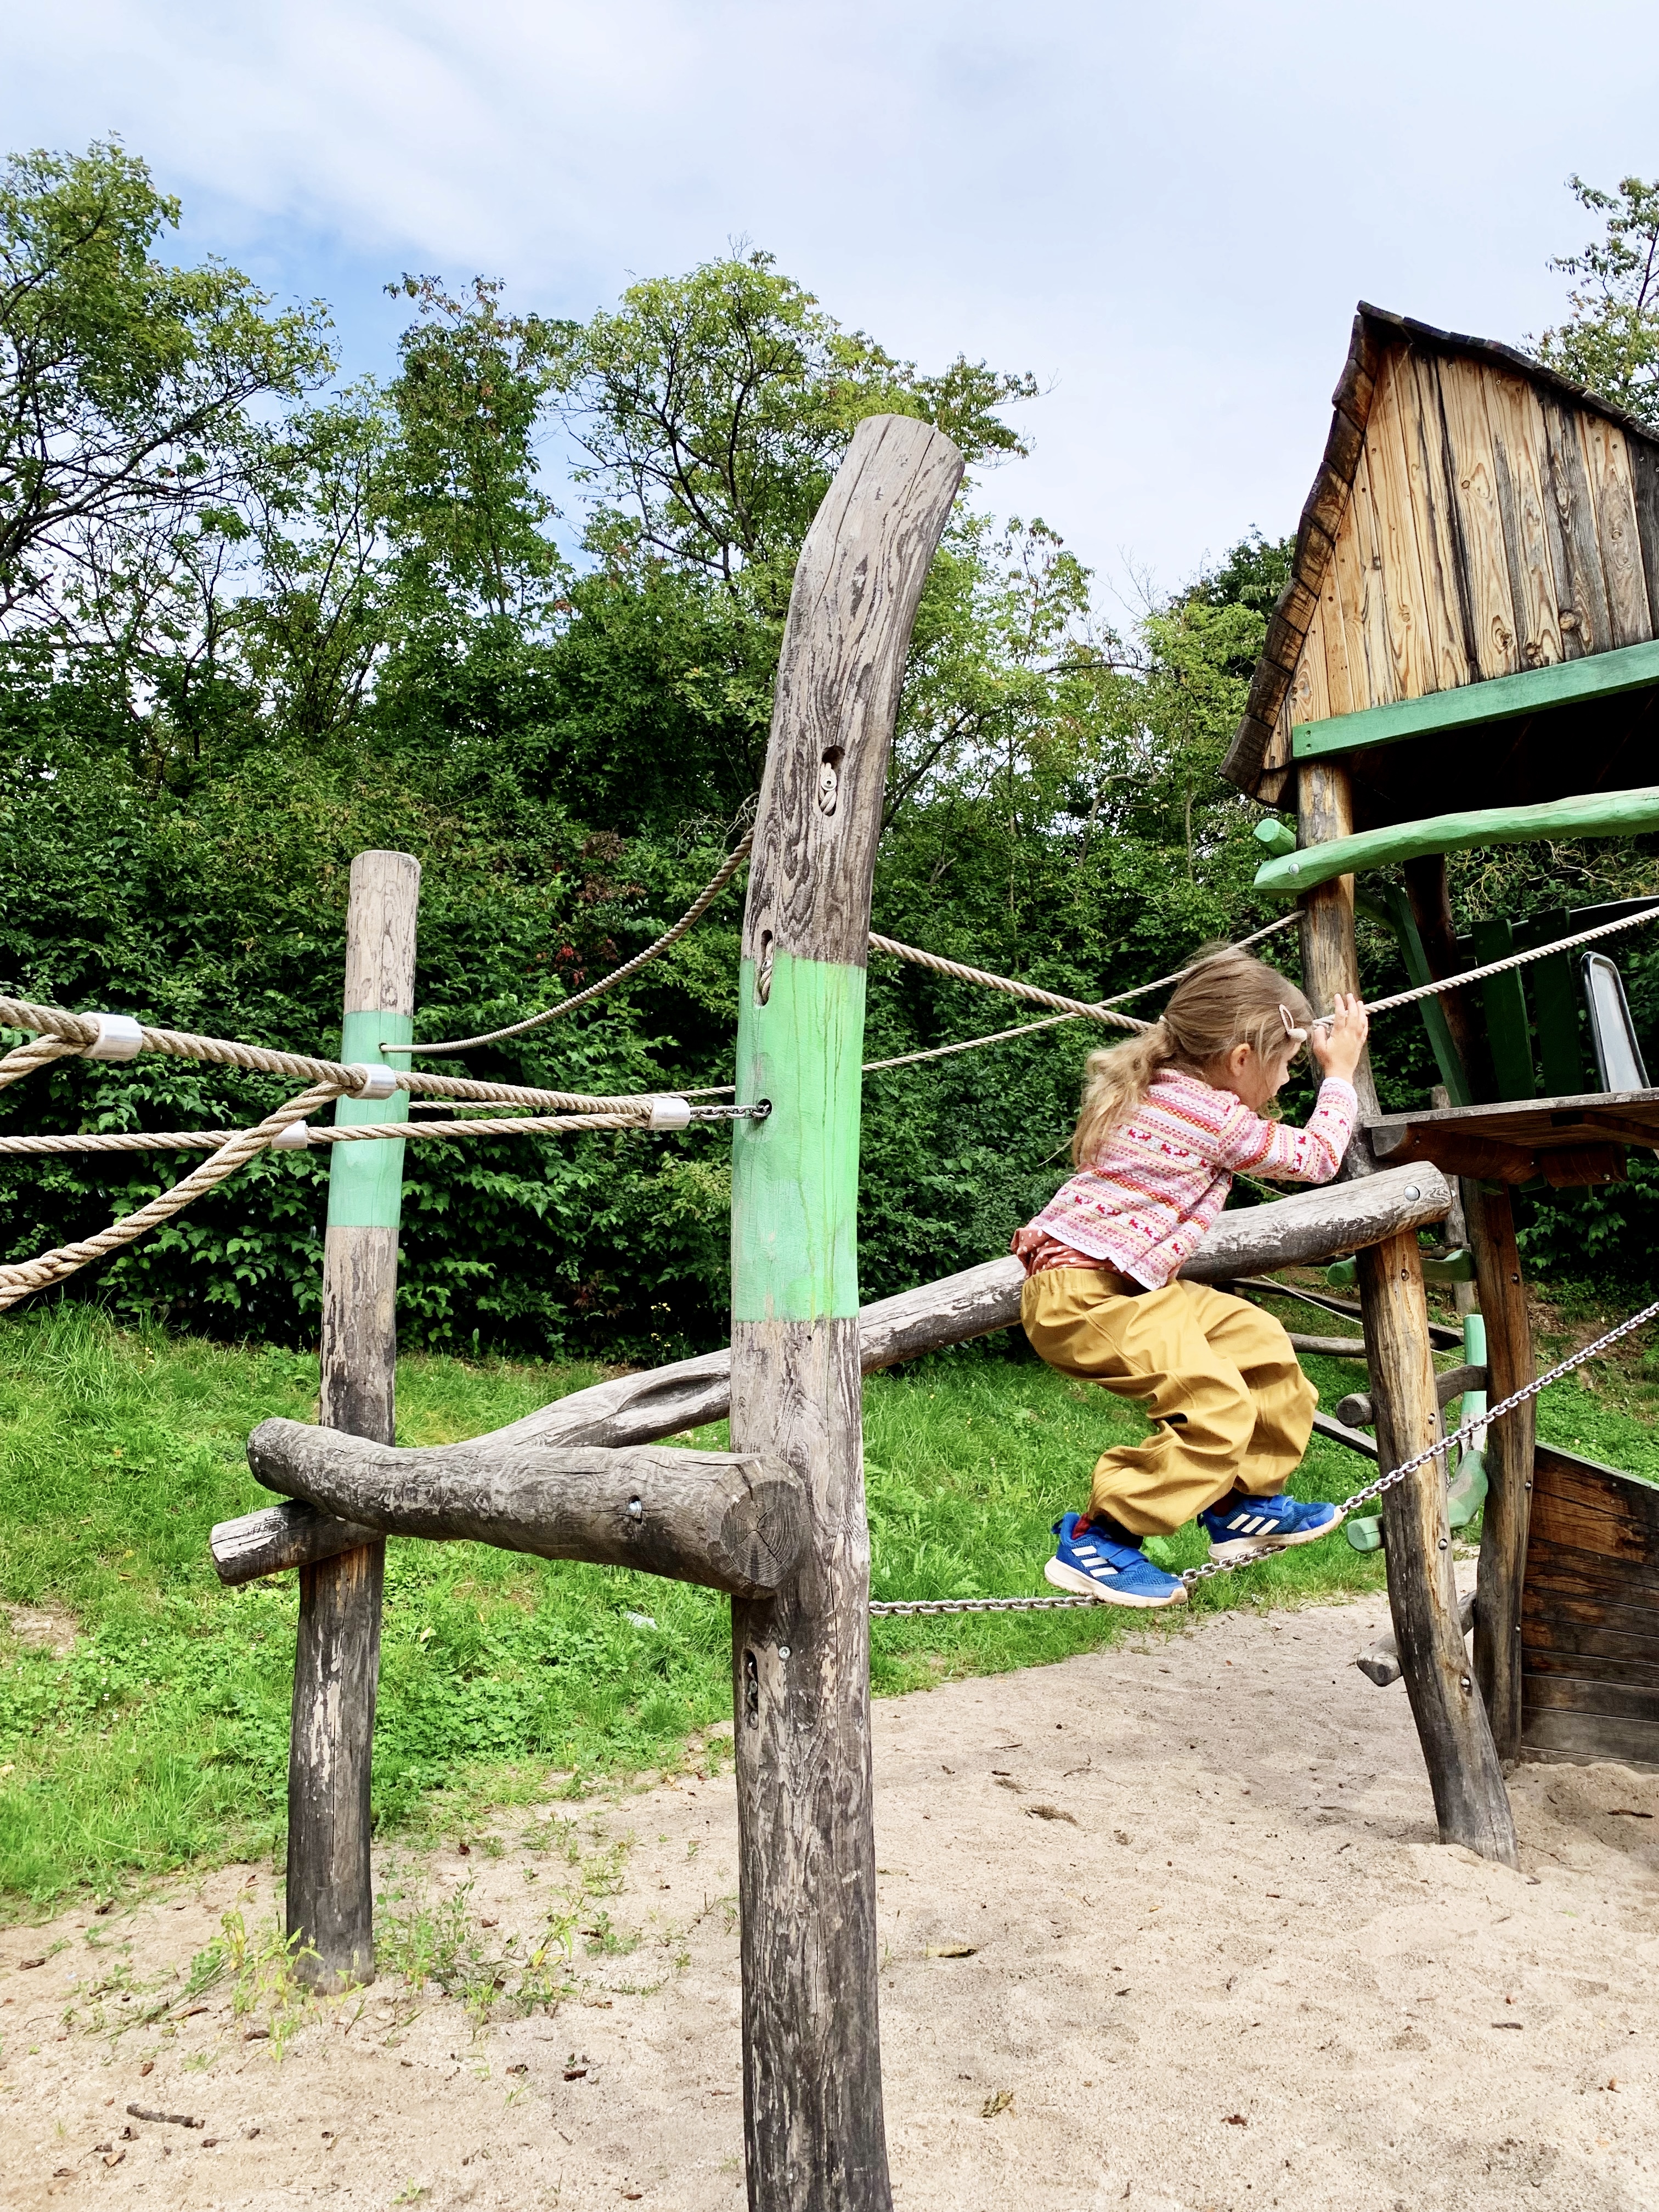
[730,416,963,2212]
[288,849,420,1990]
[1296,761,1515,1864]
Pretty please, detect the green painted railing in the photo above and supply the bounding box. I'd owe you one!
[1252,786,1659,896]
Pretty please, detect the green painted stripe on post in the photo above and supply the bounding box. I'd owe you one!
[1291,636,1659,761]
[324,1009,411,1231]
[730,952,865,1323]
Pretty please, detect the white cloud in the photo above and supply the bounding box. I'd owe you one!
[8,0,1658,586]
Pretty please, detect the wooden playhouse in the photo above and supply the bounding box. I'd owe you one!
[1224,303,1659,1787]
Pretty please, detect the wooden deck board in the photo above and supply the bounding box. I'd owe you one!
[1368,1087,1659,1182]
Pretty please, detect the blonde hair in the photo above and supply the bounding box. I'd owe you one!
[1070,946,1313,1166]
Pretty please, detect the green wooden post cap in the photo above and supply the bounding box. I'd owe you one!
[1252,818,1298,859]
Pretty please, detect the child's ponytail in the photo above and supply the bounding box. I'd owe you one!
[1069,944,1314,1167]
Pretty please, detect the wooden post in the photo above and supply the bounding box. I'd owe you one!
[1466,1184,1537,1765]
[1403,855,1487,1099]
[729,417,962,2212]
[1360,1231,1517,1862]
[1295,759,1380,1130]
[287,850,420,1992]
[1296,759,1515,1861]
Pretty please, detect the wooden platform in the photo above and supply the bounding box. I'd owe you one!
[1522,1445,1659,1770]
[1368,1087,1659,1185]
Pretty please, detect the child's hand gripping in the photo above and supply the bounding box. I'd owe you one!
[1310,992,1369,1085]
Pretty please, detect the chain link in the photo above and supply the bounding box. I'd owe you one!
[869,1293,1659,1614]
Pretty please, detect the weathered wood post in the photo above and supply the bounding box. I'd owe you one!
[729,416,962,2212]
[287,849,420,1990]
[1296,761,1515,1863]
[1467,1186,1537,1766]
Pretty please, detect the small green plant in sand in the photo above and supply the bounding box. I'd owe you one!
[62,1908,313,2054]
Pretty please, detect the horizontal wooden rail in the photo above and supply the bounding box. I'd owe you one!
[212,1164,1449,1586]
[246,1424,806,1598]
[1335,1363,1487,1430]
[1253,785,1659,896]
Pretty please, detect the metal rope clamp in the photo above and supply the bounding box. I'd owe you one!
[273,1122,312,1149]
[347,1064,400,1100]
[83,1013,143,1063]
[648,1096,694,1129]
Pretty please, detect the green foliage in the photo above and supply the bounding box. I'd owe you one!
[1537,173,1659,425]
[0,138,334,637]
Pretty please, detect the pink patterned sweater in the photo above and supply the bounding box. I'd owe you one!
[1019,1068,1358,1290]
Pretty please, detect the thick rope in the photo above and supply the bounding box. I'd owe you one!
[0,1104,765,1156]
[1316,900,1659,1027]
[0,1035,80,1092]
[872,1289,1659,1614]
[407,836,755,1058]
[0,996,685,1117]
[865,914,1300,1073]
[0,1081,345,1310]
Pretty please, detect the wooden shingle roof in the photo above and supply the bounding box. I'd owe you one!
[1223,304,1659,810]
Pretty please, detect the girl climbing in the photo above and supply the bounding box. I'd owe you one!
[1013,946,1370,1609]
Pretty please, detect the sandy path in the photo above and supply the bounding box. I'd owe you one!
[4,1592,1658,2212]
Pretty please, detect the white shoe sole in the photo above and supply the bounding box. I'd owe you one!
[1045,1557,1187,1608]
[1206,1509,1345,1564]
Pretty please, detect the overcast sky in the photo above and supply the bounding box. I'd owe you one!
[6,1,1657,600]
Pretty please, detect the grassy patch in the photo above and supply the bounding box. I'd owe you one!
[4,1292,1658,1916]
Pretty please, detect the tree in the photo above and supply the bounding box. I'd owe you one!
[551,249,1037,604]
[1536,174,1659,426]
[0,139,333,639]
[383,274,565,622]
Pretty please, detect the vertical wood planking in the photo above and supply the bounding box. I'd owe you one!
[1630,439,1659,616]
[287,850,420,1994]
[1399,351,1475,695]
[1361,1232,1517,1863]
[1485,373,1566,670]
[1346,447,1401,711]
[729,415,963,2212]
[1363,352,1436,699]
[1579,417,1654,647]
[1285,595,1332,728]
[1434,359,1522,681]
[1315,551,1355,718]
[1469,1187,1537,1765]
[1542,399,1613,658]
[1328,479,1383,710]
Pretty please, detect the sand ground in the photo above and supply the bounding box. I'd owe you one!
[3,1589,1658,2212]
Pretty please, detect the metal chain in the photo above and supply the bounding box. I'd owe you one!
[871,1293,1659,1615]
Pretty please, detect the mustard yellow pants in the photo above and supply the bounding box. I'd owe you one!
[1020,1268,1318,1537]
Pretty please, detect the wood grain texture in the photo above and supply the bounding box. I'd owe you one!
[1632,439,1659,617]
[1315,554,1356,718]
[1580,416,1654,648]
[1284,594,1331,729]
[1345,445,1401,710]
[1359,1230,1517,1862]
[248,1421,806,1598]
[1334,1363,1487,1430]
[1363,350,1436,699]
[1358,1590,1475,1689]
[1485,371,1567,671]
[1468,1186,1536,1765]
[1434,358,1522,682]
[729,416,962,2212]
[289,849,420,1995]
[211,1172,1453,1586]
[1541,398,1613,658]
[1397,350,1473,695]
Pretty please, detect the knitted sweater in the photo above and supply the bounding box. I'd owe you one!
[1023,1068,1358,1290]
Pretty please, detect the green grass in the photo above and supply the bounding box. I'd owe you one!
[2,1296,1657,1917]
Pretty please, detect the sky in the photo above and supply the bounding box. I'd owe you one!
[5,0,1657,602]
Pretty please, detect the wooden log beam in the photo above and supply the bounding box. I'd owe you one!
[1361,1229,1517,1863]
[1335,1364,1489,1430]
[1468,1184,1537,1765]
[288,848,419,1995]
[246,1423,806,1598]
[212,1166,1451,1587]
[1358,1591,1477,1689]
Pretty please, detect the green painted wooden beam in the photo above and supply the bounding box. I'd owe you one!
[1252,786,1659,895]
[1292,636,1659,761]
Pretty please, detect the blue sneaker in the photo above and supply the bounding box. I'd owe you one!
[1199,1492,1344,1563]
[1045,1512,1187,1609]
